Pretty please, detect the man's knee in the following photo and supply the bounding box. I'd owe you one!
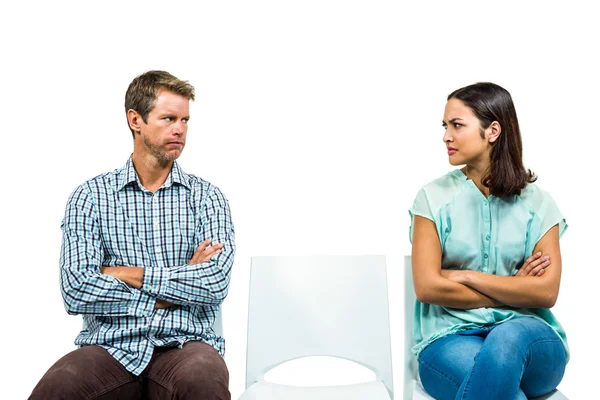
[29,346,140,400]
[30,361,83,399]
[174,343,230,400]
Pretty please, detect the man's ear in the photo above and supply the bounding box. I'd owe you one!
[487,121,501,143]
[127,109,143,134]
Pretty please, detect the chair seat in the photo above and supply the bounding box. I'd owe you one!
[411,378,567,400]
[238,380,391,400]
[411,379,435,399]
[532,389,568,400]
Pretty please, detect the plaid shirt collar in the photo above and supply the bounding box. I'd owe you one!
[115,156,192,192]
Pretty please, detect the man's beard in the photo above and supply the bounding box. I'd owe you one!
[143,136,185,164]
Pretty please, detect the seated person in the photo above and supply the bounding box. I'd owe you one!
[410,82,568,400]
[30,70,235,400]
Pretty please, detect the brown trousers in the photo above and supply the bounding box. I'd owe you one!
[29,341,230,400]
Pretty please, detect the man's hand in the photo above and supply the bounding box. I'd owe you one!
[189,239,223,265]
[515,252,550,277]
[102,240,222,310]
[155,299,174,309]
[152,239,222,310]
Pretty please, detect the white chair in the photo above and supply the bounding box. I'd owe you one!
[238,255,394,399]
[213,305,223,337]
[404,256,435,400]
[404,256,568,400]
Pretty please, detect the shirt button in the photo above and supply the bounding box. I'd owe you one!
[153,220,159,227]
[155,246,161,253]
[484,254,489,259]
[485,217,489,222]
[485,235,490,240]
[484,201,488,206]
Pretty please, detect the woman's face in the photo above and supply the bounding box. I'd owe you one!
[442,98,495,167]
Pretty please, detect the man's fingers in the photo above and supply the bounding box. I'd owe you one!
[195,239,212,253]
[189,242,223,264]
[202,244,224,259]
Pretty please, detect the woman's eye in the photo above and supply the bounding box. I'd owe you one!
[453,123,462,128]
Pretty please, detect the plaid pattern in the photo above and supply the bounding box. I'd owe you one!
[59,157,235,375]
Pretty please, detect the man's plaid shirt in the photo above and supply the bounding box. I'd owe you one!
[59,157,235,375]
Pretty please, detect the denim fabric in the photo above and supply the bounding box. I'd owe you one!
[418,317,566,400]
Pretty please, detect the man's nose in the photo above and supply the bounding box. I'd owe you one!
[173,120,185,135]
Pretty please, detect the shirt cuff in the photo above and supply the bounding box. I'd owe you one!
[127,289,156,317]
[142,266,171,297]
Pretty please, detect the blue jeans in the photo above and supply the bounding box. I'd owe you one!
[418,317,566,400]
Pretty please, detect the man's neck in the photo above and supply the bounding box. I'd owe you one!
[131,153,174,193]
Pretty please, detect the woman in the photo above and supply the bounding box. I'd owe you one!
[409,82,568,400]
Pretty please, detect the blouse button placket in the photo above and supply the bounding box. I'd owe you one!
[483,199,491,272]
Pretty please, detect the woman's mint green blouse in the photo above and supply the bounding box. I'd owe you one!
[409,169,569,361]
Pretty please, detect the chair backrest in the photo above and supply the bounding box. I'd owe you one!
[404,256,419,397]
[213,305,223,338]
[245,255,394,397]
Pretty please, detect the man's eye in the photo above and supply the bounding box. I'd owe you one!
[164,117,173,122]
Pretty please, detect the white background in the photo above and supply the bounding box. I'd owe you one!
[1,1,597,398]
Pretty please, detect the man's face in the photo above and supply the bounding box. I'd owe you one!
[136,90,190,164]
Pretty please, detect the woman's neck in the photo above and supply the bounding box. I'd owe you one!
[462,164,491,198]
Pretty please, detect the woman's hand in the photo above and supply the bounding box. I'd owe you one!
[516,252,550,277]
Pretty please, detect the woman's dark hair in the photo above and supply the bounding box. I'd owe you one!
[448,82,536,197]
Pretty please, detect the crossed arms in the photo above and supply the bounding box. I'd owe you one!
[411,215,562,309]
[59,184,235,316]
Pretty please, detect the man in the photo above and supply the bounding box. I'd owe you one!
[30,71,235,399]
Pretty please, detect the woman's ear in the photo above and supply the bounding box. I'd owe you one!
[487,121,501,143]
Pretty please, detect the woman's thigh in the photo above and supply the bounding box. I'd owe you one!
[418,331,484,400]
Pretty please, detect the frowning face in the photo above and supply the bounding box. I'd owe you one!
[442,98,495,167]
[130,89,190,165]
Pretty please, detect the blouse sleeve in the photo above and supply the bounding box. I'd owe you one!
[526,191,568,255]
[409,188,435,243]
